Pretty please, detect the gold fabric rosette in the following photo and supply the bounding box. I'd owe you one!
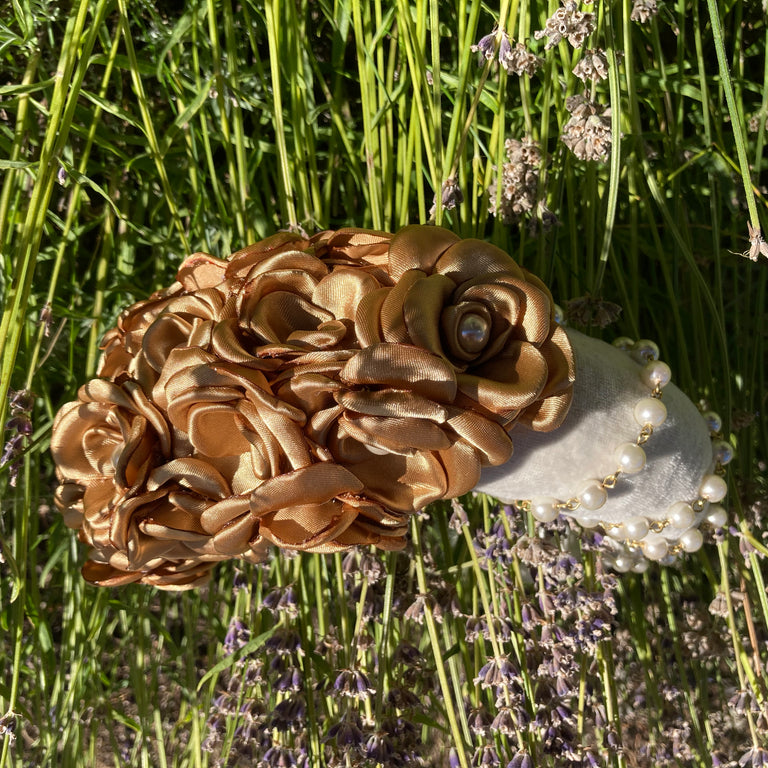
[51,225,575,589]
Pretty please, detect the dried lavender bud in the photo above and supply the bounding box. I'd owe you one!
[564,292,622,327]
[39,302,53,337]
[472,745,500,767]
[534,1,595,50]
[467,705,492,737]
[262,584,299,618]
[333,668,375,700]
[488,137,543,224]
[265,628,303,657]
[8,389,33,414]
[386,687,421,710]
[359,552,385,582]
[449,499,469,531]
[500,40,543,77]
[262,745,296,767]
[223,617,249,656]
[507,751,533,768]
[0,712,17,747]
[572,48,609,82]
[512,535,559,566]
[561,96,614,162]
[366,731,396,762]
[708,591,730,618]
[474,655,521,689]
[326,711,365,749]
[268,694,306,731]
[471,31,497,60]
[630,0,658,23]
[275,666,303,693]
[490,706,517,736]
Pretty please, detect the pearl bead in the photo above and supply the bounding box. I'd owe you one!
[576,515,601,529]
[553,304,564,325]
[632,559,650,574]
[640,360,672,389]
[612,336,634,351]
[631,339,660,362]
[578,480,607,511]
[623,516,650,540]
[634,397,667,428]
[643,534,669,561]
[705,504,728,528]
[702,410,722,433]
[699,474,727,502]
[712,439,734,465]
[680,528,704,553]
[457,313,490,352]
[530,496,559,523]
[668,501,695,529]
[612,554,632,573]
[615,442,646,474]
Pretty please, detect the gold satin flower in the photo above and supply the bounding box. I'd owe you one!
[51,226,574,589]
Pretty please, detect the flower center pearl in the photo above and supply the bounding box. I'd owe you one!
[458,313,490,353]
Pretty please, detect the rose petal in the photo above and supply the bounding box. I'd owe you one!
[211,514,259,555]
[259,500,357,549]
[187,403,253,457]
[388,225,460,279]
[457,342,549,413]
[434,239,525,283]
[341,343,457,403]
[176,252,228,290]
[246,291,334,345]
[146,458,231,498]
[248,463,364,518]
[401,273,455,359]
[81,560,143,587]
[379,269,424,343]
[445,409,514,467]
[337,389,448,422]
[313,268,381,321]
[338,450,447,512]
[226,233,313,277]
[339,413,451,454]
[319,227,392,264]
[355,287,389,346]
[200,495,251,533]
[437,440,483,497]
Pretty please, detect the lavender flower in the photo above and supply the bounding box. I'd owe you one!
[223,616,250,655]
[488,138,543,225]
[572,48,609,82]
[0,711,17,747]
[499,39,543,76]
[333,668,375,700]
[473,745,501,767]
[366,731,396,762]
[507,751,532,768]
[326,711,365,749]
[561,95,613,162]
[2,388,33,487]
[262,584,299,618]
[471,30,498,60]
[534,2,595,50]
[630,0,659,23]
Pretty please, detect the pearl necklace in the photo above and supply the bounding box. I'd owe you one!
[519,335,733,572]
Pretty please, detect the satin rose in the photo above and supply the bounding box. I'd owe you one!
[51,226,574,589]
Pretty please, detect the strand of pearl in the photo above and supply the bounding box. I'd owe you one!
[520,337,733,570]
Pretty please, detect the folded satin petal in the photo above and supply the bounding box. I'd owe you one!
[341,343,458,403]
[51,225,574,589]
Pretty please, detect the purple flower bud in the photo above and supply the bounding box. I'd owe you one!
[471,31,497,60]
